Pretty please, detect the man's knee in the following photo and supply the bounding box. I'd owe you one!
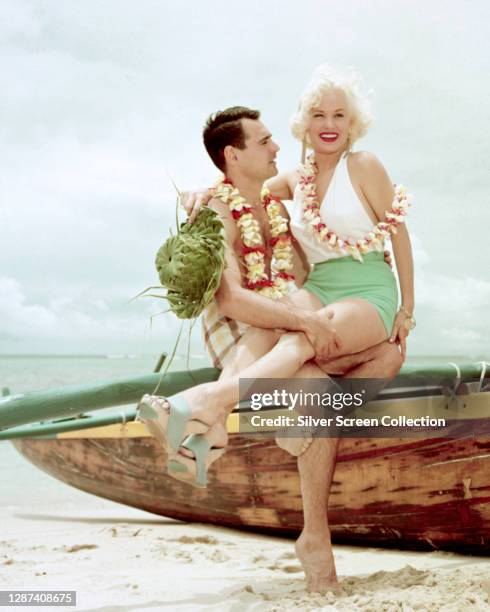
[377,342,403,378]
[247,327,282,345]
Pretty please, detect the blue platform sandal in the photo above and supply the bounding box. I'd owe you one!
[136,394,209,452]
[167,434,226,488]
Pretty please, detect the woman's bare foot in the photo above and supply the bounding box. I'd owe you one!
[182,383,228,425]
[295,530,341,594]
[141,392,218,432]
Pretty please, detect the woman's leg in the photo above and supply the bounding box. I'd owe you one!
[189,295,387,422]
[319,297,388,357]
[181,289,322,425]
[143,291,388,449]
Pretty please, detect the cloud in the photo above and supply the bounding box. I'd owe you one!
[0,0,488,357]
[0,277,189,354]
[410,271,490,357]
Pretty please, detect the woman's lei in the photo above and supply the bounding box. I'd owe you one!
[214,179,295,299]
[298,153,412,262]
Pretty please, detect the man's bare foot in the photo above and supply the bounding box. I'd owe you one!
[295,530,341,594]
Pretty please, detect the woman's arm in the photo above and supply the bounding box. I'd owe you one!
[182,170,299,223]
[391,225,414,313]
[357,152,415,360]
[291,243,310,287]
[265,169,298,200]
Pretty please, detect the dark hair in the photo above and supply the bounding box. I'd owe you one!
[203,106,260,172]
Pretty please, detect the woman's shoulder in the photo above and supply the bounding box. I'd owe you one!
[347,151,389,184]
[347,151,384,171]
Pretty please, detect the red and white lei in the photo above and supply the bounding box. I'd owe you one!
[214,179,295,299]
[298,153,412,262]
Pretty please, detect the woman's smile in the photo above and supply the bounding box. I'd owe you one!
[319,132,339,143]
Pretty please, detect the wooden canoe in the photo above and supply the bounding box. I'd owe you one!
[10,359,490,554]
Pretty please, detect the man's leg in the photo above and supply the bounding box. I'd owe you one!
[296,437,340,593]
[177,338,403,455]
[320,341,403,378]
[287,362,340,593]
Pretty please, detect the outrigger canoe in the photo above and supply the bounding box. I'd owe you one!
[2,358,489,553]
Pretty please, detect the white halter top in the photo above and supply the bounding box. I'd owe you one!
[290,155,378,263]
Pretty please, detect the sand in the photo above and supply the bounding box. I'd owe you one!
[2,499,490,612]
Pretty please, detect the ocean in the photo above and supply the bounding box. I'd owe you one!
[1,353,486,510]
[0,354,211,509]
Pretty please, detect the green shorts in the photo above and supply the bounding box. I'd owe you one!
[303,251,398,336]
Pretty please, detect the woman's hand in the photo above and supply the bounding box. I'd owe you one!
[389,310,413,361]
[180,188,214,223]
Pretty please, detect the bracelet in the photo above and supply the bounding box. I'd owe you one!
[399,305,414,318]
[398,305,416,330]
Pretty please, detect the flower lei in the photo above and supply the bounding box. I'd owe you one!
[298,153,412,262]
[214,179,295,299]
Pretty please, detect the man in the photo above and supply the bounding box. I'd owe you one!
[179,106,403,592]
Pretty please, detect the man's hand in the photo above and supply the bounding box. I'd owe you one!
[180,188,214,224]
[301,311,342,361]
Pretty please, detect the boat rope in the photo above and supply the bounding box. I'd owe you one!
[477,361,489,393]
[447,362,461,395]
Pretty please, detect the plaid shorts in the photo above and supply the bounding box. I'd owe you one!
[201,298,313,455]
[201,299,249,369]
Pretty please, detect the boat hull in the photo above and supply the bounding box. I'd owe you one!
[14,431,490,553]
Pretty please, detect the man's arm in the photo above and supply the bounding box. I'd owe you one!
[210,198,341,360]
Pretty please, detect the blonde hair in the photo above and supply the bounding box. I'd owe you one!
[290,65,373,152]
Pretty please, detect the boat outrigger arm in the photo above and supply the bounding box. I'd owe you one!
[0,368,219,439]
[0,361,488,441]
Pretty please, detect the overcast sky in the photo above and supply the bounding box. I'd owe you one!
[1,0,489,358]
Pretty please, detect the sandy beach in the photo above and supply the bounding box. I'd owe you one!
[2,441,490,612]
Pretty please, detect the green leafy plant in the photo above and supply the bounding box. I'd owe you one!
[154,207,226,318]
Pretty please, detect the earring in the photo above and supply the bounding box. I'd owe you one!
[346,131,353,153]
[301,138,307,164]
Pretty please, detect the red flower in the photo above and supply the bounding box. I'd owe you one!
[231,207,252,219]
[271,233,294,247]
[246,280,274,290]
[241,245,266,255]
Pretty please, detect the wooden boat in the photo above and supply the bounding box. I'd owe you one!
[4,359,490,553]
